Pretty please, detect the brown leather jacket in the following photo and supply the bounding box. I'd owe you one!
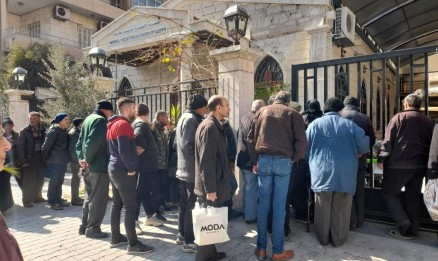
[247,101,308,164]
[0,212,23,261]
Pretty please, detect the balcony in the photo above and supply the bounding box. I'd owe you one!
[4,28,85,60]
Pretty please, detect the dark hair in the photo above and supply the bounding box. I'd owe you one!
[207,95,223,111]
[136,103,149,116]
[155,110,167,119]
[116,97,135,113]
[404,94,422,109]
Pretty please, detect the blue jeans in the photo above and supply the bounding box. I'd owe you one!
[241,168,258,221]
[257,155,292,254]
[47,163,67,205]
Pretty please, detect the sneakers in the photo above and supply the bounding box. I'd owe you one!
[85,229,109,239]
[135,220,144,235]
[60,202,71,207]
[156,212,167,222]
[127,241,154,254]
[50,204,64,210]
[144,216,163,227]
[181,242,197,253]
[175,234,184,245]
[110,234,128,248]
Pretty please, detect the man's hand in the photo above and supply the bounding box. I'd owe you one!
[149,122,155,131]
[136,146,145,155]
[128,171,136,176]
[252,163,259,175]
[206,192,217,202]
[79,160,89,171]
[377,163,383,170]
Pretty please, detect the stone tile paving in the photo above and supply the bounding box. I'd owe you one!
[3,176,438,261]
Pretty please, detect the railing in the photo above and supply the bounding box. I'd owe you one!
[108,79,217,118]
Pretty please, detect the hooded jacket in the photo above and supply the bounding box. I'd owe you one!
[107,116,138,173]
[41,125,70,165]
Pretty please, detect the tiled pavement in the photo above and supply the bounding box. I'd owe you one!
[2,174,438,261]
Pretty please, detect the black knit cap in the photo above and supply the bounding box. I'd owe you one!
[72,118,84,127]
[1,117,13,127]
[187,94,207,110]
[96,100,114,111]
[324,97,344,113]
[343,96,359,108]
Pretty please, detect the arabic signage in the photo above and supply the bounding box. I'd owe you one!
[109,20,168,46]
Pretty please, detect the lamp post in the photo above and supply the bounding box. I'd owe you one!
[12,66,27,89]
[88,47,107,76]
[223,5,249,45]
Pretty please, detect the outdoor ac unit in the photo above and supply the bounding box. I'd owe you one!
[54,5,71,20]
[98,21,109,30]
[333,7,356,47]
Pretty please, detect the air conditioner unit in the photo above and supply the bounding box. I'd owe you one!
[54,5,71,20]
[333,7,356,47]
[98,21,109,30]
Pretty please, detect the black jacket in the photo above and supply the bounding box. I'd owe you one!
[17,125,46,166]
[378,110,433,169]
[132,119,159,174]
[428,124,438,179]
[236,111,255,170]
[195,115,231,204]
[42,125,70,165]
[222,120,236,163]
[68,127,80,163]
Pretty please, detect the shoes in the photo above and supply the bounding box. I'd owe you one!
[294,217,307,224]
[144,216,163,227]
[387,227,413,240]
[135,220,144,235]
[85,229,109,239]
[159,205,171,211]
[156,212,167,222]
[50,204,64,210]
[33,198,47,203]
[166,201,179,208]
[60,202,71,207]
[23,202,34,207]
[208,252,226,261]
[79,225,86,235]
[71,199,84,206]
[255,249,267,261]
[245,219,257,224]
[272,250,294,261]
[60,198,68,202]
[110,234,128,248]
[127,241,154,254]
[175,234,184,245]
[228,209,242,220]
[181,242,197,253]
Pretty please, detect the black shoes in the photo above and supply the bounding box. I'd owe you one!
[85,229,109,239]
[71,199,84,206]
[110,234,128,248]
[79,225,86,235]
[208,252,227,261]
[245,219,257,224]
[156,212,167,222]
[127,241,154,254]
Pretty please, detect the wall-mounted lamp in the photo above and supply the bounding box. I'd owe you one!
[362,65,367,74]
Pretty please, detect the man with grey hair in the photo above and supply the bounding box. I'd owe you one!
[378,93,433,239]
[237,99,266,223]
[248,91,307,261]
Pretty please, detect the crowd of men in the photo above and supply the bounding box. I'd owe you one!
[0,90,437,261]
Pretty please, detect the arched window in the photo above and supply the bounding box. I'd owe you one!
[119,77,133,96]
[360,80,367,114]
[255,56,283,86]
[336,66,348,101]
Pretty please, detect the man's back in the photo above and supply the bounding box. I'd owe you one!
[342,105,376,147]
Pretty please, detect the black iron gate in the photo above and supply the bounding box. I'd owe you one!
[291,45,438,231]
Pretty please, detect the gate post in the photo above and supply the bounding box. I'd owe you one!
[210,38,261,209]
[4,89,34,131]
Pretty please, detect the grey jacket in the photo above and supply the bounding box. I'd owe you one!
[68,127,80,164]
[42,125,70,165]
[176,110,204,183]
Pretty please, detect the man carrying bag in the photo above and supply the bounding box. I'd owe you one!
[194,95,232,261]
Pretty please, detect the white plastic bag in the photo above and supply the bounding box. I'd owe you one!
[192,203,230,246]
[423,179,438,221]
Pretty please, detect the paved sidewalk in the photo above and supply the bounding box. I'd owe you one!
[2,175,438,261]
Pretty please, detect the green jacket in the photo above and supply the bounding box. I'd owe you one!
[153,120,168,170]
[76,110,109,173]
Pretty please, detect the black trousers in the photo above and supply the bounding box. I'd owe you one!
[136,171,161,218]
[178,181,196,244]
[351,166,366,227]
[381,168,425,235]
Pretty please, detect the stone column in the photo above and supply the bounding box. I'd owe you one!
[0,0,8,67]
[210,38,261,209]
[306,25,333,102]
[4,89,34,131]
